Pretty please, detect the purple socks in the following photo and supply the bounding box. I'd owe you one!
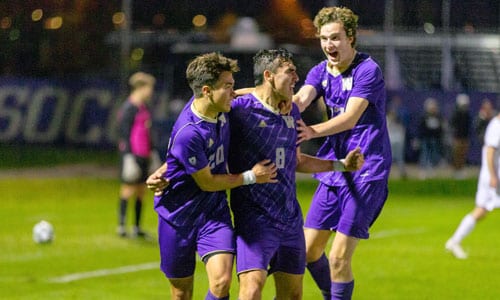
[205,290,229,300]
[307,253,332,299]
[331,280,354,300]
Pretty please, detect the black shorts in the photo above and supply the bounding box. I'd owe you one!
[120,154,150,184]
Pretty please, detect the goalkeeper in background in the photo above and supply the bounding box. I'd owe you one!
[117,72,160,238]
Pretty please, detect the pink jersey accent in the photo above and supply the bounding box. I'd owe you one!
[130,104,152,157]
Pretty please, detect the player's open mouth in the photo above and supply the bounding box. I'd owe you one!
[327,51,339,61]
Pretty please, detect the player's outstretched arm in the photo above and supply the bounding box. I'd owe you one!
[297,97,369,143]
[234,87,255,96]
[146,163,169,195]
[191,159,278,192]
[296,147,364,173]
[486,146,499,189]
[293,85,318,113]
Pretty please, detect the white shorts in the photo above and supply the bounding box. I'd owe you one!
[475,182,500,211]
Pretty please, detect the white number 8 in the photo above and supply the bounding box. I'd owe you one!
[276,147,285,169]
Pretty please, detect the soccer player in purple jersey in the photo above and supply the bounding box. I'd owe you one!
[117,72,157,238]
[229,49,364,300]
[293,7,392,300]
[153,53,277,300]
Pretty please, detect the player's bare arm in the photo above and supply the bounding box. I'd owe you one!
[234,87,255,96]
[293,85,318,113]
[486,146,499,189]
[191,159,278,192]
[297,96,369,143]
[146,163,169,195]
[296,147,364,173]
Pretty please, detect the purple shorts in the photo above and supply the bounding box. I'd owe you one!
[158,208,235,279]
[236,225,306,275]
[304,180,388,239]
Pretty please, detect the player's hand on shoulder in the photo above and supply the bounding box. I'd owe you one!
[252,159,278,184]
[344,147,364,172]
[296,119,316,144]
[146,168,169,196]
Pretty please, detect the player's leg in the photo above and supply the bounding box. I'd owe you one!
[204,253,233,300]
[239,270,268,300]
[235,225,279,300]
[133,156,149,237]
[446,183,494,259]
[118,183,135,236]
[330,180,388,299]
[169,277,194,300]
[304,228,331,299]
[158,216,197,299]
[133,183,147,236]
[273,272,303,300]
[304,183,340,299]
[270,226,306,300]
[199,206,236,300]
[329,232,358,299]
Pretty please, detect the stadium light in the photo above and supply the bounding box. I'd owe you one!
[113,12,125,26]
[44,16,63,30]
[32,9,43,22]
[131,48,144,61]
[192,14,207,27]
[1,17,12,29]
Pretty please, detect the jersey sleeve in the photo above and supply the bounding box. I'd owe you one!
[169,126,209,175]
[350,62,384,104]
[484,120,500,148]
[118,103,137,154]
[304,63,325,98]
[291,103,302,122]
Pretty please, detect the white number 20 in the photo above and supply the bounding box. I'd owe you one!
[276,147,285,169]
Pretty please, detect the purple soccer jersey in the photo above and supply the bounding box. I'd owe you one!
[154,98,230,227]
[304,52,392,187]
[228,94,303,231]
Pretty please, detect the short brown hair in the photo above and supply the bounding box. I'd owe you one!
[253,49,294,85]
[313,7,359,47]
[186,52,239,97]
[128,72,156,90]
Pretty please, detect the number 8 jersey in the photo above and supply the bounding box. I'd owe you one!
[229,93,303,232]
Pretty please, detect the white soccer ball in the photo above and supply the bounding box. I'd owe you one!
[33,220,54,244]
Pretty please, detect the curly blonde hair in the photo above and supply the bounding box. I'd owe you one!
[313,7,359,47]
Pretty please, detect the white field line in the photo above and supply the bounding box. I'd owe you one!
[47,228,425,284]
[370,227,427,239]
[48,262,159,283]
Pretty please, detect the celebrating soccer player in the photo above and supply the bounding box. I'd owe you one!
[229,49,363,300]
[153,53,277,300]
[292,7,392,300]
[446,112,500,259]
[117,72,159,238]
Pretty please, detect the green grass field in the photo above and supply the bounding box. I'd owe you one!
[1,177,500,299]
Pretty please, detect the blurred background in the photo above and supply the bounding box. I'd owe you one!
[0,0,499,177]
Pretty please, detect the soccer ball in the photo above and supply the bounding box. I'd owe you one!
[33,220,54,244]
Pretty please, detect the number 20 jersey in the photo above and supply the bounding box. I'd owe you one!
[228,93,303,232]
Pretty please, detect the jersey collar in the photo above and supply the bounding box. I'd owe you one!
[252,92,280,115]
[190,102,218,124]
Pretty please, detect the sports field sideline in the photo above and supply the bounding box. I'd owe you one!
[1,171,500,299]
